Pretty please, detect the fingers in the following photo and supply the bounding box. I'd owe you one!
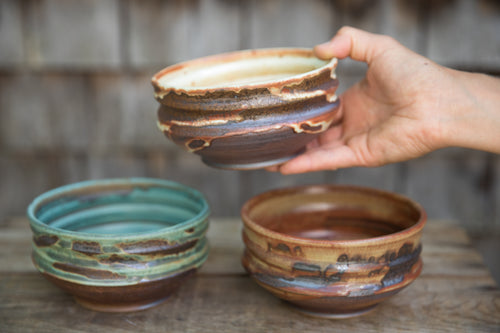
[314,33,352,60]
[265,165,280,172]
[277,145,360,174]
[314,26,399,65]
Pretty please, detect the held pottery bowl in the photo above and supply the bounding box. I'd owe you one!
[241,185,426,318]
[27,178,210,312]
[151,48,341,170]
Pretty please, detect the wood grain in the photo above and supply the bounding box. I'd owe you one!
[1,0,500,228]
[427,0,500,70]
[329,164,401,193]
[245,0,334,49]
[29,0,121,68]
[1,217,498,332]
[0,0,24,67]
[128,0,241,67]
[406,152,493,231]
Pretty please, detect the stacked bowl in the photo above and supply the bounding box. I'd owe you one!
[28,178,209,312]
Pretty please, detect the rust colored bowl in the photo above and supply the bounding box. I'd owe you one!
[27,178,210,312]
[241,185,426,318]
[152,48,341,170]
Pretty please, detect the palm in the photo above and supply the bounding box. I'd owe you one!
[311,48,444,168]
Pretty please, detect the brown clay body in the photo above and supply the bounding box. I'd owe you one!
[241,185,426,318]
[152,48,341,170]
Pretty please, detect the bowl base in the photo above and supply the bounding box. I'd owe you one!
[289,303,378,319]
[74,296,170,313]
[202,154,298,170]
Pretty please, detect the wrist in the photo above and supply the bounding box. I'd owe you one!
[439,70,500,153]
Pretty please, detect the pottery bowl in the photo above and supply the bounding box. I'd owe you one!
[27,178,210,312]
[241,185,426,318]
[152,48,341,170]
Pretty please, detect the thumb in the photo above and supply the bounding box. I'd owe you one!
[313,26,397,65]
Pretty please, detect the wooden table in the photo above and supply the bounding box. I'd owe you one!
[1,217,499,332]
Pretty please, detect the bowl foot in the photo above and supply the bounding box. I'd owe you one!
[289,303,378,319]
[202,154,299,170]
[74,296,170,313]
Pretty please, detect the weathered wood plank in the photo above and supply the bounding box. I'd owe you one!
[0,218,499,332]
[200,217,245,275]
[128,0,194,66]
[1,218,499,332]
[1,271,498,333]
[0,0,24,67]
[86,153,141,179]
[405,151,493,232]
[1,72,167,152]
[87,74,125,151]
[245,0,334,49]
[39,74,92,150]
[334,0,381,34]
[168,153,242,217]
[0,156,56,224]
[190,0,242,57]
[115,73,168,149]
[0,74,53,150]
[128,0,241,67]
[27,0,121,68]
[0,73,92,151]
[0,151,241,220]
[328,164,401,192]
[378,0,422,53]
[427,0,500,70]
[471,233,500,286]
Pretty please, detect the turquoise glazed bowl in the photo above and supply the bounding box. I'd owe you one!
[27,178,210,312]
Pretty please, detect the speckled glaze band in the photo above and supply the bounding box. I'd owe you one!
[152,48,341,170]
[27,178,210,312]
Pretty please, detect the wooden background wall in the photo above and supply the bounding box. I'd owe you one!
[1,0,499,235]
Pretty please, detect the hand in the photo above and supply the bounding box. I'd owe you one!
[275,26,500,174]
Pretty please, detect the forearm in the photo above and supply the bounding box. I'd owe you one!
[441,70,500,153]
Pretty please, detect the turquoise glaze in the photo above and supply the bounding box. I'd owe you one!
[27,178,210,289]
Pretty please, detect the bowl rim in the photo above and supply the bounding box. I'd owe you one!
[151,47,338,95]
[240,184,427,247]
[27,177,210,240]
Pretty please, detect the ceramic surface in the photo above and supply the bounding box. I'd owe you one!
[241,185,426,318]
[152,48,341,170]
[27,178,210,312]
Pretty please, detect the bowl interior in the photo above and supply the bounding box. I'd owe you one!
[244,186,423,241]
[30,180,208,235]
[156,49,330,90]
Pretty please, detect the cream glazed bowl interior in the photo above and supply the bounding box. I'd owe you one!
[152,48,341,170]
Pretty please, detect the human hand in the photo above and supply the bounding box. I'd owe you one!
[274,26,500,174]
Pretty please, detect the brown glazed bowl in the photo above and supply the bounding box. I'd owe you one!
[27,178,210,312]
[152,48,341,170]
[241,185,426,318]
